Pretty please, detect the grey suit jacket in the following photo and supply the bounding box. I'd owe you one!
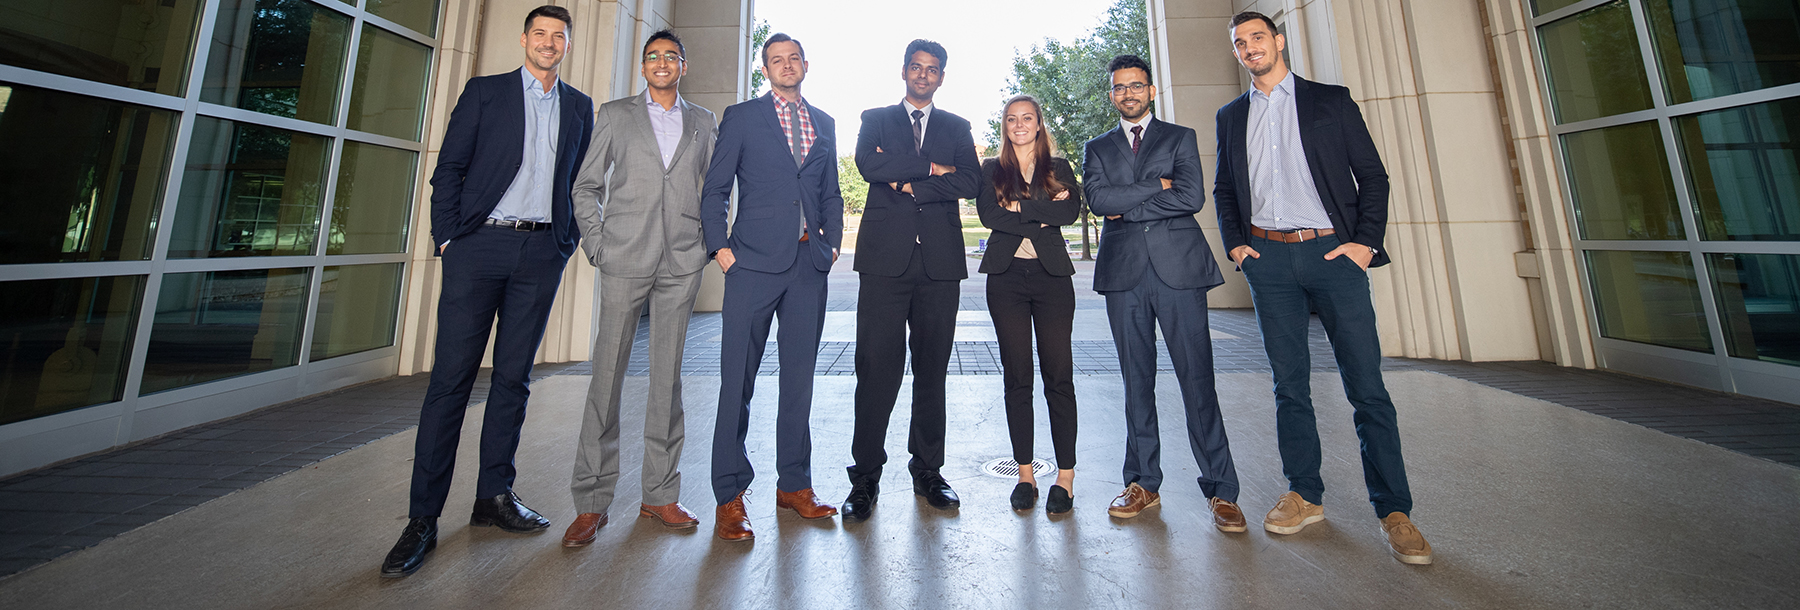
[571,92,718,278]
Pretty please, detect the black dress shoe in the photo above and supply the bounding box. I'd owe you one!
[1010,482,1038,511]
[470,491,550,533]
[1046,485,1074,515]
[380,517,437,578]
[913,472,960,509]
[842,466,879,521]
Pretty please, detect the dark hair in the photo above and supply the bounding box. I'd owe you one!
[644,29,684,57]
[903,39,947,70]
[1106,54,1153,85]
[1229,11,1278,34]
[993,95,1066,206]
[761,32,805,66]
[523,5,572,33]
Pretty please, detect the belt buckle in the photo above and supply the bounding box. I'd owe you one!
[512,220,533,231]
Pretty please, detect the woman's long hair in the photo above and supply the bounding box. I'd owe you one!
[993,95,1065,204]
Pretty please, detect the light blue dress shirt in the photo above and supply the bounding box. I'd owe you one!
[1246,72,1333,231]
[646,90,684,168]
[489,68,561,223]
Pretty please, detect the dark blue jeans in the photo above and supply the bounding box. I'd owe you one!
[1242,234,1412,517]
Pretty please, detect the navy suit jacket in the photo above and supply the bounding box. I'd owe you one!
[1213,75,1391,268]
[1083,118,1225,293]
[852,103,982,279]
[428,68,595,258]
[700,92,844,274]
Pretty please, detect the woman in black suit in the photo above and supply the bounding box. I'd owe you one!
[977,94,1082,514]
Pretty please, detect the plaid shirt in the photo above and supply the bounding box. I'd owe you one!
[772,92,815,161]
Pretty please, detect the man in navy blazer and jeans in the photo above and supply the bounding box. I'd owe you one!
[702,33,844,542]
[381,5,593,578]
[1213,12,1432,565]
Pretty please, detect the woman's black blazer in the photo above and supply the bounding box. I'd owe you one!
[976,157,1082,276]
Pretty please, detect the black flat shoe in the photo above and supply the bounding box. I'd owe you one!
[842,465,879,521]
[1046,485,1073,515]
[1010,482,1038,511]
[380,517,438,578]
[913,472,960,509]
[470,491,550,533]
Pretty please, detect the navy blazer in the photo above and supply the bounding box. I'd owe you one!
[852,103,982,279]
[1082,118,1225,293]
[428,68,595,258]
[700,92,844,274]
[1213,75,1391,268]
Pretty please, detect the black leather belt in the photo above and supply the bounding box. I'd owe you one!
[485,218,552,231]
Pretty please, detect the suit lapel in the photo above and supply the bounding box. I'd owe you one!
[500,69,528,168]
[800,101,831,167]
[920,106,947,157]
[1134,119,1170,173]
[626,93,659,164]
[555,79,581,161]
[1292,76,1333,207]
[1230,94,1251,203]
[666,99,700,173]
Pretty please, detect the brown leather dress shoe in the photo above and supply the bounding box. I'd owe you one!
[775,488,839,520]
[1107,482,1161,518]
[639,502,700,529]
[716,491,753,542]
[562,512,607,548]
[1210,497,1247,533]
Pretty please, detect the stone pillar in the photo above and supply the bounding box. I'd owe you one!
[673,0,752,312]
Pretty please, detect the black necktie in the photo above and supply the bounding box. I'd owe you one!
[912,109,924,154]
[1131,125,1143,155]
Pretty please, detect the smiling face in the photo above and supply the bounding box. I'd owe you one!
[519,16,569,73]
[901,50,944,103]
[1231,18,1285,78]
[1109,67,1155,122]
[641,38,685,92]
[1003,99,1041,149]
[762,40,807,91]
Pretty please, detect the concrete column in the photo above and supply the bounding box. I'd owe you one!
[672,0,752,312]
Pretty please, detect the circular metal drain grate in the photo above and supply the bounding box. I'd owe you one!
[980,457,1055,479]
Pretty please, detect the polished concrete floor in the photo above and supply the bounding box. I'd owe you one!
[2,369,1797,609]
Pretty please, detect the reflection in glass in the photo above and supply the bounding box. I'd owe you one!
[0,276,144,426]
[1586,250,1713,352]
[1562,122,1685,240]
[347,25,432,141]
[311,263,402,360]
[1647,0,1800,105]
[1675,97,1800,241]
[170,117,330,258]
[330,142,417,254]
[1532,0,1583,16]
[1710,253,1800,366]
[202,0,351,124]
[369,0,442,37]
[0,0,203,97]
[0,83,178,264]
[1538,1,1656,124]
[142,268,310,394]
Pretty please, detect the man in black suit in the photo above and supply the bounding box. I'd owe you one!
[381,5,594,577]
[841,39,982,520]
[1213,12,1430,565]
[1083,54,1245,533]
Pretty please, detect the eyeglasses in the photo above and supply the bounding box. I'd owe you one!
[1110,82,1150,95]
[643,52,683,64]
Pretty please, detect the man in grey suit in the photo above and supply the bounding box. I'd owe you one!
[563,30,717,547]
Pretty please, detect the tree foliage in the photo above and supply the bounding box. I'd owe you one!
[747,19,770,98]
[988,0,1149,170]
[837,155,868,214]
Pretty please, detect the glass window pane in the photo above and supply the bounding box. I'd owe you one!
[330,141,416,254]
[201,0,352,125]
[142,267,310,394]
[1647,0,1800,105]
[1675,97,1800,241]
[0,83,178,264]
[1538,1,1656,124]
[311,263,402,360]
[0,0,203,97]
[0,276,145,426]
[170,117,330,258]
[1586,250,1712,352]
[1533,0,1584,16]
[1562,121,1686,240]
[346,25,431,141]
[368,0,442,37]
[1710,253,1800,366]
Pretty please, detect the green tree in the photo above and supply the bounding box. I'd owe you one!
[838,155,868,214]
[747,19,770,98]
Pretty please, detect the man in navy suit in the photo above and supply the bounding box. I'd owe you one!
[1084,54,1245,533]
[701,33,844,542]
[1213,12,1431,565]
[381,5,593,577]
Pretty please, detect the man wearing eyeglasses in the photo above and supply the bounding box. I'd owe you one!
[1082,54,1245,533]
[562,29,717,547]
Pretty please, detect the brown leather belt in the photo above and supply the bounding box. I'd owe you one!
[1251,226,1335,243]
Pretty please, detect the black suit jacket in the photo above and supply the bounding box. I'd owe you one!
[700,92,843,274]
[1213,75,1391,268]
[428,68,595,258]
[1082,118,1224,292]
[975,157,1080,276]
[852,103,982,280]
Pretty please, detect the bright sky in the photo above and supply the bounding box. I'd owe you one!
[753,0,1116,149]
